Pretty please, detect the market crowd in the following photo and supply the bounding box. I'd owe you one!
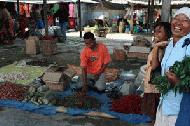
[0,2,71,44]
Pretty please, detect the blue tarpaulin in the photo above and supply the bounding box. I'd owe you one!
[0,89,151,124]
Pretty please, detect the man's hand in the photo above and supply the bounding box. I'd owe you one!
[165,71,180,86]
[94,73,100,81]
[74,85,88,97]
[81,85,88,95]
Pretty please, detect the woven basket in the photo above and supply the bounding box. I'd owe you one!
[41,40,57,55]
[113,48,126,61]
[45,81,68,91]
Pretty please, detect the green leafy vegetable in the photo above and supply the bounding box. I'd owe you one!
[152,56,190,95]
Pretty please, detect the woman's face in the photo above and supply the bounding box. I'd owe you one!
[154,26,168,43]
[171,14,190,38]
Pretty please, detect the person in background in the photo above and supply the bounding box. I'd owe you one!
[5,2,17,20]
[78,32,111,96]
[142,22,171,120]
[0,2,14,44]
[152,7,190,126]
[33,5,44,30]
[54,3,69,41]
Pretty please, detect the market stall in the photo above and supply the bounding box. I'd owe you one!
[0,58,151,124]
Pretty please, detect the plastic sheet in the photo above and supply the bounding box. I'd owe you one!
[0,89,151,124]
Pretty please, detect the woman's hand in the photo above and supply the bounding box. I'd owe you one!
[154,41,168,48]
[165,71,180,86]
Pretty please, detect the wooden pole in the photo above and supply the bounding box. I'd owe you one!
[161,0,172,22]
[17,0,19,18]
[147,0,150,34]
[150,0,154,33]
[43,0,48,36]
[130,3,134,34]
[78,0,82,38]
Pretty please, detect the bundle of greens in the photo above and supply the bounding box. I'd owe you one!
[152,56,190,95]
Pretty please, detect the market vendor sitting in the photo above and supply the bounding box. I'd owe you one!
[78,32,111,95]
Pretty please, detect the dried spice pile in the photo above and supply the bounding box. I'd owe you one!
[0,82,28,101]
[152,57,190,95]
[55,95,101,110]
[111,95,142,114]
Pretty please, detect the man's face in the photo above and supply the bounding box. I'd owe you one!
[84,38,96,49]
[171,14,190,38]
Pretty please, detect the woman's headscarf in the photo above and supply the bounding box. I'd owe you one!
[173,7,190,19]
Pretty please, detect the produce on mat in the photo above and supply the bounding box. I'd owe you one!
[0,72,29,82]
[111,95,142,114]
[55,95,101,110]
[23,84,56,105]
[152,57,190,95]
[0,82,28,101]
[105,68,120,82]
[0,64,46,85]
[26,59,51,66]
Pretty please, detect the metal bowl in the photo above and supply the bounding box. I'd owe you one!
[120,71,136,81]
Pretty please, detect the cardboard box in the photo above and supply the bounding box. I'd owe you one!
[43,66,66,82]
[25,36,40,55]
[127,46,150,59]
[42,66,70,91]
[63,67,76,78]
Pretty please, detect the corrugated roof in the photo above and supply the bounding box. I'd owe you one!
[108,0,190,5]
[0,0,71,4]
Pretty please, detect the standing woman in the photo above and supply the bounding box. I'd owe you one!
[0,2,14,44]
[142,22,171,120]
[153,7,190,126]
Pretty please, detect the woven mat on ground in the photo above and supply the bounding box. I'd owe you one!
[0,90,151,124]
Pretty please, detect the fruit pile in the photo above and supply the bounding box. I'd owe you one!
[0,82,28,101]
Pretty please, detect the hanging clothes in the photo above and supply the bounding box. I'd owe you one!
[69,3,74,17]
[25,4,31,18]
[19,3,27,16]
